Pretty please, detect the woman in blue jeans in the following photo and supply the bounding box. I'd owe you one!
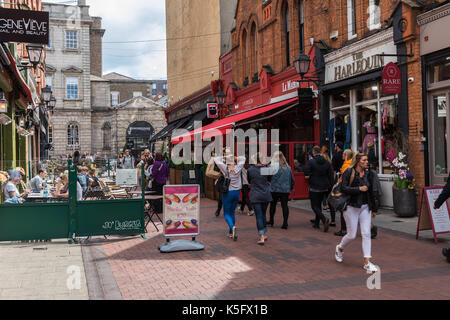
[214,154,246,241]
[247,153,273,245]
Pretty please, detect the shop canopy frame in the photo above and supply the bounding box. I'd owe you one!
[171,97,299,144]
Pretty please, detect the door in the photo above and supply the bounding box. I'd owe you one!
[429,91,450,186]
[291,143,315,199]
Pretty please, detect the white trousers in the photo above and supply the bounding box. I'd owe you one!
[339,205,372,259]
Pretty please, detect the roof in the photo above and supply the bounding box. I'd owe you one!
[112,96,164,110]
[91,75,108,82]
[103,72,135,81]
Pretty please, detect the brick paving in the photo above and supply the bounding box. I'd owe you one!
[101,199,450,300]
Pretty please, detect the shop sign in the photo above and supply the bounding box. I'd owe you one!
[325,40,397,84]
[207,103,218,119]
[382,62,401,94]
[282,80,299,93]
[0,8,49,45]
[163,185,200,237]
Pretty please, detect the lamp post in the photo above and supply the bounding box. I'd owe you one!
[26,45,44,71]
[294,53,311,81]
[48,96,56,115]
[215,89,226,118]
[41,85,52,104]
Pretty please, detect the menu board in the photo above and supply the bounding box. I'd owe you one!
[163,185,200,237]
[417,187,450,244]
[116,169,138,186]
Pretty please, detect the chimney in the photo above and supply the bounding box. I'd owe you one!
[78,0,86,6]
[90,17,105,77]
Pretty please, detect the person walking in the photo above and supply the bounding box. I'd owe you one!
[334,149,354,237]
[206,153,224,217]
[117,153,124,169]
[304,146,333,232]
[239,164,255,216]
[123,150,135,169]
[434,174,450,263]
[332,142,344,174]
[268,151,295,229]
[214,152,246,241]
[334,152,380,273]
[151,153,169,213]
[247,153,272,245]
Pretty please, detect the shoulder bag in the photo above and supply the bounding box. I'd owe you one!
[327,168,355,212]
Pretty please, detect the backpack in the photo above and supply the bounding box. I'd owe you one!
[327,168,355,212]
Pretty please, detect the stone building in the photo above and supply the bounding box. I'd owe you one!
[44,0,167,159]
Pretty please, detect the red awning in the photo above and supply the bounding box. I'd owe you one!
[6,51,35,108]
[171,97,298,144]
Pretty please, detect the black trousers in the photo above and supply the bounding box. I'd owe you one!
[152,182,164,213]
[269,192,290,226]
[310,191,327,226]
[330,207,347,231]
[217,194,223,213]
[240,185,253,211]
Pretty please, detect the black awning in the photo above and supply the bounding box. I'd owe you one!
[159,117,191,140]
[150,120,180,142]
[181,110,208,132]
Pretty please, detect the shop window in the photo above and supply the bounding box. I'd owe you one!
[356,82,378,103]
[293,143,315,173]
[331,91,350,108]
[432,94,448,175]
[429,56,450,84]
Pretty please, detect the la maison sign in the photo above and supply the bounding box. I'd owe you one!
[325,41,397,85]
[0,8,49,45]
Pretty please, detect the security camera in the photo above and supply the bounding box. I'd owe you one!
[408,77,415,83]
[211,71,215,76]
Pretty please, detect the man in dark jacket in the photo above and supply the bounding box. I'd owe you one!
[332,142,344,174]
[304,146,333,232]
[434,173,450,263]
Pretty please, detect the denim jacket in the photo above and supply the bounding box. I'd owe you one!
[270,164,295,194]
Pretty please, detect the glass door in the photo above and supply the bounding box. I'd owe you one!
[429,92,450,186]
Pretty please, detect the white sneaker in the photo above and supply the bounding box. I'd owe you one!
[232,226,238,241]
[248,210,255,216]
[335,245,343,263]
[363,262,379,274]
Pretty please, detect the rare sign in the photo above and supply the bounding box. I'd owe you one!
[417,187,450,244]
[382,62,401,94]
[0,8,49,45]
[115,169,138,186]
[163,185,200,237]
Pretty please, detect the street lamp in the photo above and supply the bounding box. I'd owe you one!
[26,45,44,71]
[48,96,56,114]
[216,90,226,105]
[294,53,311,80]
[41,85,52,104]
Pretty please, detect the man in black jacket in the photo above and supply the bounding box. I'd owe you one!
[305,146,333,232]
[434,173,450,263]
[332,142,344,174]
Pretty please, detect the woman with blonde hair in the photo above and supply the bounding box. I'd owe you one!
[340,149,354,176]
[334,152,380,273]
[268,151,295,229]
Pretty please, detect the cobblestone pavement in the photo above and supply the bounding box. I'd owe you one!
[101,199,450,300]
[0,240,89,300]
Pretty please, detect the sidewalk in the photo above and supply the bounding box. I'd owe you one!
[0,240,89,300]
[289,200,450,244]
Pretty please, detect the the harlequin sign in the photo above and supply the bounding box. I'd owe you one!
[382,62,401,94]
[0,8,49,45]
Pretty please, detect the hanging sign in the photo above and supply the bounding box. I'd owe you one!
[417,187,450,244]
[0,8,49,45]
[163,185,200,237]
[207,103,218,119]
[382,62,402,94]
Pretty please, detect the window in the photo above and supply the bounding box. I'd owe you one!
[133,91,142,98]
[284,3,290,66]
[152,83,157,90]
[347,0,357,39]
[369,0,381,30]
[163,83,167,90]
[66,77,79,100]
[111,92,119,106]
[68,123,79,146]
[250,23,258,78]
[49,124,53,144]
[102,122,111,150]
[429,56,450,84]
[299,0,304,53]
[46,75,53,89]
[65,31,78,49]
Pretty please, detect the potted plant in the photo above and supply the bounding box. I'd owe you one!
[392,152,417,217]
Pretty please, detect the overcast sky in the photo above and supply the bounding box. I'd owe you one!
[46,0,167,80]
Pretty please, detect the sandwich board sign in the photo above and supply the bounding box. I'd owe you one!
[416,187,450,244]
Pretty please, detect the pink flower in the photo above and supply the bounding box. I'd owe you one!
[399,170,407,179]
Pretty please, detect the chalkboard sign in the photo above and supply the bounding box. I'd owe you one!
[116,169,138,186]
[417,187,450,244]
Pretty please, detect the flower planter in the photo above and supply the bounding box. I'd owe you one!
[393,186,417,217]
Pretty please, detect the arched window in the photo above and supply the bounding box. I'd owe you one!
[284,2,290,67]
[102,122,111,150]
[67,123,79,146]
[250,23,258,80]
[242,28,248,85]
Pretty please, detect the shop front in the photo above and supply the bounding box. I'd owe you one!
[418,3,450,187]
[323,28,400,208]
[172,47,321,200]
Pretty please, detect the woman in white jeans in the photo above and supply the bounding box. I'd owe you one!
[334,153,379,273]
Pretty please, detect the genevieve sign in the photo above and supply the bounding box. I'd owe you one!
[382,62,401,94]
[0,8,49,45]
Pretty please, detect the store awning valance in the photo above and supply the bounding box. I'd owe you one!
[6,51,35,108]
[171,97,298,144]
[150,117,190,143]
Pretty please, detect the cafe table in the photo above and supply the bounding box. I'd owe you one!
[25,193,65,203]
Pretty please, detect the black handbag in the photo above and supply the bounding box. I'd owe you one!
[217,167,231,194]
[327,169,355,212]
